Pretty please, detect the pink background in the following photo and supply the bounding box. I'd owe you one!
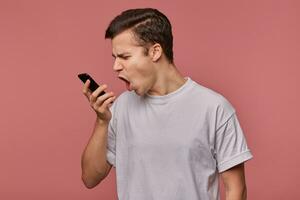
[1,0,299,199]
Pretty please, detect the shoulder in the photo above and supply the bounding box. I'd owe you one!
[190,79,236,124]
[191,79,234,108]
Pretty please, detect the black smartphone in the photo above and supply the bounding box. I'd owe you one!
[78,73,106,96]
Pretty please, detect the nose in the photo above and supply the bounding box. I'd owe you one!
[113,59,123,72]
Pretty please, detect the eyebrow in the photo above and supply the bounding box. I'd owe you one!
[112,53,130,58]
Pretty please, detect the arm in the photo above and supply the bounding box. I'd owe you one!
[220,163,247,200]
[81,118,112,189]
[80,80,116,189]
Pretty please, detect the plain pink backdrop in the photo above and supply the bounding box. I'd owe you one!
[1,0,299,199]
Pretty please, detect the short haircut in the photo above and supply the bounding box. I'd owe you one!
[105,8,174,63]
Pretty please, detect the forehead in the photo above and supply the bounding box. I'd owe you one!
[111,30,142,54]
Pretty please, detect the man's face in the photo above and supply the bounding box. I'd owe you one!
[111,30,156,96]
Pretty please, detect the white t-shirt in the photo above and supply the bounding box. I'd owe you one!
[106,77,253,200]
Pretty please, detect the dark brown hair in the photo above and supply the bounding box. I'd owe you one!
[105,8,174,63]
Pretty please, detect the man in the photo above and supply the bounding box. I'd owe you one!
[81,8,253,200]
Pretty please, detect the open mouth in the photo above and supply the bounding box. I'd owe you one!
[118,76,131,91]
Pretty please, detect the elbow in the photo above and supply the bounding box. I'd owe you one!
[80,161,111,189]
[81,173,103,189]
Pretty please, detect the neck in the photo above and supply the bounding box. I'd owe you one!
[147,62,187,96]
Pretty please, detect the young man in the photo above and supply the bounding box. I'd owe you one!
[81,8,253,200]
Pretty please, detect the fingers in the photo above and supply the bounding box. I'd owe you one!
[82,79,92,98]
[82,80,108,101]
[90,84,108,103]
[94,92,115,108]
[82,80,116,111]
[106,96,116,108]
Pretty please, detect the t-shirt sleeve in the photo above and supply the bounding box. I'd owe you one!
[106,103,117,167]
[214,99,253,173]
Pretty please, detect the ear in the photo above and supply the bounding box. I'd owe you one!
[150,43,162,62]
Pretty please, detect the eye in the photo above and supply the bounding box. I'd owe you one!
[122,56,130,60]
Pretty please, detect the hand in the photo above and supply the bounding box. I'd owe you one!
[82,80,116,123]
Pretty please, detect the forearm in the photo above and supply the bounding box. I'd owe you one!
[81,118,110,184]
